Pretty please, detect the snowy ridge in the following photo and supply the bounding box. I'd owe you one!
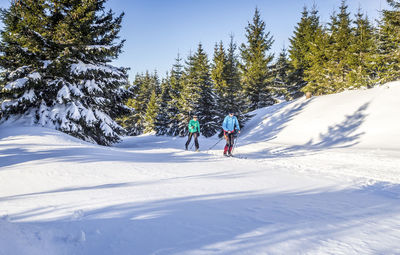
[0,83,400,254]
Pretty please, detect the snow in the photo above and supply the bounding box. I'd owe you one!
[81,107,97,125]
[9,66,29,79]
[57,85,71,103]
[68,84,84,97]
[67,102,81,121]
[70,60,123,76]
[1,82,400,254]
[28,72,41,80]
[95,109,114,126]
[86,45,112,50]
[4,77,28,90]
[42,60,52,68]
[3,72,39,91]
[84,79,102,93]
[20,89,36,102]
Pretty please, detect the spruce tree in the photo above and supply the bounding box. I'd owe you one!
[120,71,160,135]
[225,36,248,124]
[176,52,195,137]
[155,76,172,135]
[0,0,130,145]
[119,74,145,135]
[240,8,275,111]
[167,54,184,136]
[327,0,353,91]
[143,89,158,133]
[288,5,320,98]
[272,47,291,100]
[302,23,331,95]
[347,8,376,87]
[303,1,354,95]
[211,41,228,124]
[179,43,218,137]
[375,0,400,83]
[211,37,249,134]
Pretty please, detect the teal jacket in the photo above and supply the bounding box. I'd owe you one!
[188,119,200,133]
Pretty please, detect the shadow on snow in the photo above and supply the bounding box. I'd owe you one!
[2,182,400,255]
[238,102,370,159]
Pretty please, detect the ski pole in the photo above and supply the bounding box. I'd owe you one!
[208,137,224,150]
[231,132,240,155]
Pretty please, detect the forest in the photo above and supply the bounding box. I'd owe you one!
[0,0,399,145]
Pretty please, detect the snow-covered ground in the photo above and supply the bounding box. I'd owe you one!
[1,82,400,255]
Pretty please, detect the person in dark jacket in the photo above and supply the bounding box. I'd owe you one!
[222,111,240,156]
[185,115,200,151]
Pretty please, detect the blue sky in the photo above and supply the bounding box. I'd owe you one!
[0,0,390,82]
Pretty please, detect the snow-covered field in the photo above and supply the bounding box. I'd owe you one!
[1,82,400,255]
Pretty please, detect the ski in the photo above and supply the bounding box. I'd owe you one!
[225,154,247,159]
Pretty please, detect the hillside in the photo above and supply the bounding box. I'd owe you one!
[0,83,400,254]
[241,81,400,149]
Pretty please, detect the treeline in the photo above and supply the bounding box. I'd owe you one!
[0,0,399,145]
[119,9,290,137]
[294,0,400,94]
[119,0,400,137]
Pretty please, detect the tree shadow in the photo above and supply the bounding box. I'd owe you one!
[2,182,400,254]
[240,102,370,159]
[240,99,313,146]
[0,141,216,169]
[0,170,252,202]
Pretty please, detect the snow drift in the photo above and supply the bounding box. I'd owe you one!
[0,82,400,255]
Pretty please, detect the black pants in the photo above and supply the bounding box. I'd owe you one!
[224,132,235,154]
[186,132,199,149]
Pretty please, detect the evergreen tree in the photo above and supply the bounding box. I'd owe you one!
[211,41,228,123]
[272,47,291,100]
[226,36,248,123]
[327,0,353,91]
[0,0,130,145]
[303,1,354,95]
[167,54,184,136]
[155,75,172,135]
[143,89,158,133]
[302,23,331,95]
[288,5,320,98]
[347,8,376,87]
[119,71,160,135]
[240,8,275,110]
[179,43,219,137]
[119,74,145,135]
[176,52,195,137]
[375,0,400,83]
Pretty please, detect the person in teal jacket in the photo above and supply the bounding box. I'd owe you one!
[222,111,240,156]
[185,115,200,151]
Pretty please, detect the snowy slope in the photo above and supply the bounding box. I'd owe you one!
[1,83,400,255]
[241,81,400,149]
